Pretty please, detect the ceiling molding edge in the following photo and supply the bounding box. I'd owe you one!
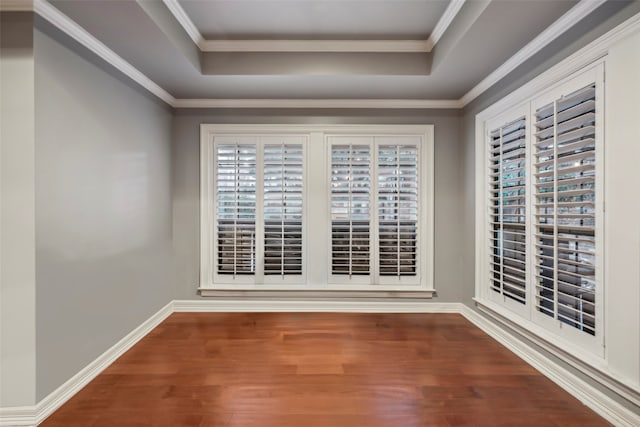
[426,0,466,49]
[162,0,203,47]
[173,99,464,109]
[0,0,32,11]
[199,39,432,53]
[162,0,467,53]
[34,0,176,105]
[475,10,640,122]
[460,0,607,107]
[19,0,632,110]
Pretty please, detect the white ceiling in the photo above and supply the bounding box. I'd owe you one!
[178,0,449,40]
[39,0,627,103]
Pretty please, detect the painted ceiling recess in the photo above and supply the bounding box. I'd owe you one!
[9,0,632,106]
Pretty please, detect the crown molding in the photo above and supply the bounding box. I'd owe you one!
[473,8,640,120]
[460,0,607,107]
[173,98,463,109]
[426,0,466,49]
[0,0,32,11]
[14,0,638,110]
[33,0,176,105]
[162,0,203,47]
[199,39,431,53]
[162,0,465,53]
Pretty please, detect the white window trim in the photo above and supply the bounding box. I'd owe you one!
[485,104,531,320]
[475,61,606,365]
[200,124,434,294]
[325,135,429,288]
[209,135,308,287]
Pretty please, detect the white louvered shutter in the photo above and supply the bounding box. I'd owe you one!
[215,144,257,276]
[263,143,304,276]
[330,144,371,276]
[377,144,419,277]
[534,83,598,336]
[489,117,527,305]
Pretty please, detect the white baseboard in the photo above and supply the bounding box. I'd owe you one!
[173,299,462,313]
[460,305,640,427]
[0,301,174,427]
[0,405,35,427]
[2,299,637,427]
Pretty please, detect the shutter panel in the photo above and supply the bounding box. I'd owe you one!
[534,83,597,336]
[263,143,303,276]
[377,144,418,276]
[489,117,527,304]
[330,144,371,276]
[215,144,257,276]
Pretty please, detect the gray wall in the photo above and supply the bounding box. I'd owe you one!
[172,109,468,302]
[0,12,37,408]
[34,24,173,400]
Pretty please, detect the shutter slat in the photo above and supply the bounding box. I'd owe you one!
[263,144,304,277]
[533,83,598,336]
[331,144,371,276]
[488,116,527,305]
[215,144,257,277]
[378,144,419,277]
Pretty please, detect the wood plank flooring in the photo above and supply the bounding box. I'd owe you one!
[40,313,608,427]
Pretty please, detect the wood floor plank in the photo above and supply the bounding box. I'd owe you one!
[39,313,609,426]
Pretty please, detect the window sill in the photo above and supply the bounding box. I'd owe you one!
[198,288,435,299]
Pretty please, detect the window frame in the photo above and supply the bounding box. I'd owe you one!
[201,124,434,294]
[326,135,428,288]
[475,63,605,359]
[202,133,309,289]
[485,104,532,320]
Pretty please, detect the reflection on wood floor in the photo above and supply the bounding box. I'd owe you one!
[40,312,608,427]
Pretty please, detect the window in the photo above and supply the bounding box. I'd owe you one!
[477,64,604,356]
[263,143,304,276]
[206,135,307,286]
[377,143,419,278]
[201,125,434,293]
[531,78,602,345]
[488,116,528,309]
[328,136,425,286]
[330,142,371,279]
[215,143,257,277]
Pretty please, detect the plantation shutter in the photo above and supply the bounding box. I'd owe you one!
[377,144,418,276]
[215,144,257,276]
[489,117,527,304]
[330,144,371,276]
[534,83,597,336]
[263,143,304,276]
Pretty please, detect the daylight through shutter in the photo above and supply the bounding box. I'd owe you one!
[489,117,527,304]
[378,144,418,276]
[331,144,371,276]
[534,83,597,335]
[216,144,257,276]
[263,143,304,276]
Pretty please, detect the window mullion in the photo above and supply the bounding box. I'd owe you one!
[372,140,379,284]
[499,128,504,298]
[280,141,285,279]
[395,145,400,278]
[255,140,265,282]
[349,143,353,278]
[233,144,239,279]
[553,100,559,321]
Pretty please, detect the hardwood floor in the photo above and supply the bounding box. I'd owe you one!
[40,313,608,427]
